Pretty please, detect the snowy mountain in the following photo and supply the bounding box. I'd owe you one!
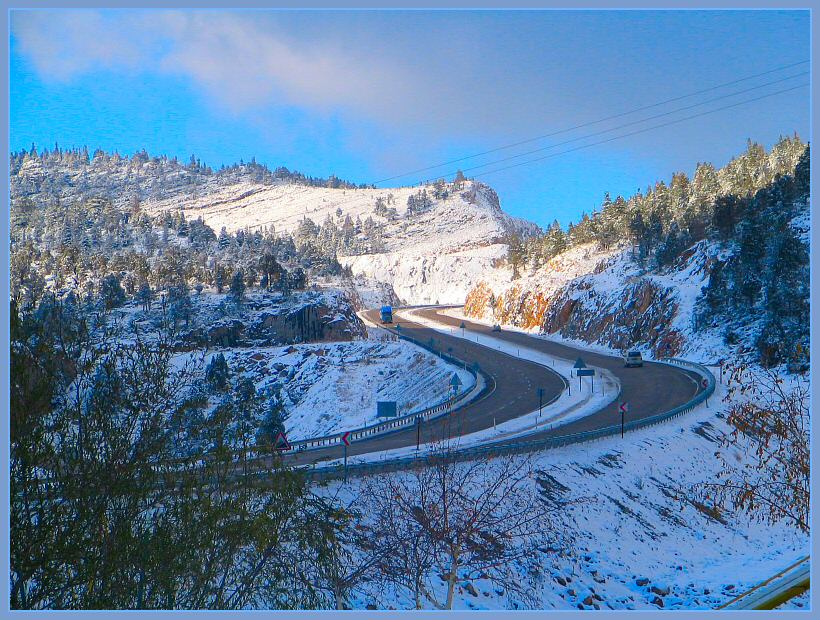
[140,179,538,304]
[11,147,539,306]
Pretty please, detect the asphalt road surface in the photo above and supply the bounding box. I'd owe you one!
[282,306,702,467]
[409,306,703,447]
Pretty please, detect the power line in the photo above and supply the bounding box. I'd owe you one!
[471,83,809,179]
[454,71,808,176]
[245,68,809,232]
[372,59,809,185]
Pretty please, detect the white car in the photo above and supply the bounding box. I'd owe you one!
[624,350,643,367]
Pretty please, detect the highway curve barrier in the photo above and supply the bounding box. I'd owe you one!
[305,357,716,481]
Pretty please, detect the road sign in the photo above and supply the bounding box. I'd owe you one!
[274,431,291,451]
[618,402,628,438]
[450,373,463,388]
[377,401,398,418]
[341,431,351,446]
[460,321,466,329]
[577,368,595,377]
[573,357,587,369]
[701,378,709,389]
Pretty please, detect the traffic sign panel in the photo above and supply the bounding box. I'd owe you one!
[274,431,291,450]
[577,368,595,377]
[619,402,629,414]
[701,378,709,389]
[573,357,587,369]
[341,431,351,446]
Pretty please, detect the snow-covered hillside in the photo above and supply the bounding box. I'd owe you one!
[329,386,808,610]
[210,340,473,440]
[143,180,538,305]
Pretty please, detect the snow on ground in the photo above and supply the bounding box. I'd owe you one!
[321,372,808,610]
[198,339,473,441]
[340,243,510,305]
[776,589,810,610]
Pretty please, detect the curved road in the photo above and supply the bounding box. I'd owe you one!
[286,308,565,466]
[283,306,703,467]
[410,306,703,446]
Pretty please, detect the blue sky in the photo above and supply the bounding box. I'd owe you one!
[9,9,810,228]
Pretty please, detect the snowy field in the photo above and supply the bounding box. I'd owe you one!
[322,374,808,610]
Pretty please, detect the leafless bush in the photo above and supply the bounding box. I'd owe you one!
[357,442,560,609]
[693,362,809,533]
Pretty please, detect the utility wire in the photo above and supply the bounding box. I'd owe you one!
[372,59,809,185]
[454,71,808,176]
[471,82,809,179]
[247,70,809,231]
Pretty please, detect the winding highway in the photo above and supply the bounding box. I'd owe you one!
[283,305,705,467]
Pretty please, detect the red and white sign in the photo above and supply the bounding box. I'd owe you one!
[341,431,352,446]
[274,431,291,451]
[701,378,709,389]
[619,402,629,414]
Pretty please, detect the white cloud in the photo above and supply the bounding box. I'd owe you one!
[12,11,149,80]
[12,10,421,122]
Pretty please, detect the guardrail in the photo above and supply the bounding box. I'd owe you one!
[240,327,489,459]
[717,555,810,610]
[305,356,715,481]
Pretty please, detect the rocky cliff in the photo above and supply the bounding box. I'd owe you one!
[464,241,722,360]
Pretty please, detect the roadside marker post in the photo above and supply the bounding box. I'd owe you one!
[619,402,629,438]
[341,431,351,481]
[701,377,710,406]
[538,388,545,418]
[416,416,422,451]
[460,321,466,338]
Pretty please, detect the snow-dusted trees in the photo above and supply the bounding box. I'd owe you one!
[99,274,126,311]
[406,189,433,216]
[10,303,349,610]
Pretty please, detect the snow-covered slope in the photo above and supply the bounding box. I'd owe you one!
[209,340,473,440]
[143,180,538,305]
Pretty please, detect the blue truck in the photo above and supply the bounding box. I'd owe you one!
[380,305,393,323]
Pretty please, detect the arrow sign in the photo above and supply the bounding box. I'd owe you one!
[341,431,351,446]
[274,431,291,451]
[619,402,628,438]
[701,378,709,389]
[573,357,587,369]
